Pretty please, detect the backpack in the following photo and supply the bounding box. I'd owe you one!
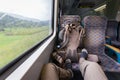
[53,15,85,64]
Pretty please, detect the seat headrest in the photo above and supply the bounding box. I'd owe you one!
[83,16,107,29]
[60,15,81,28]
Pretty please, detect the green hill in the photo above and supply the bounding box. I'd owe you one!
[0,12,49,28]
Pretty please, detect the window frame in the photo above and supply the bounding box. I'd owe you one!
[0,0,55,76]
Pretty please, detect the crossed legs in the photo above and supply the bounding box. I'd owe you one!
[40,49,108,80]
[40,63,72,80]
[79,49,108,80]
[79,58,108,80]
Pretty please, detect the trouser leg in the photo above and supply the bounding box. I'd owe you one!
[79,58,108,80]
[40,63,72,80]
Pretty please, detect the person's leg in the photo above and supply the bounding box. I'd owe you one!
[79,49,108,80]
[40,63,73,80]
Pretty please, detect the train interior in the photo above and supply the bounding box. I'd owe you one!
[0,0,120,80]
[58,0,120,80]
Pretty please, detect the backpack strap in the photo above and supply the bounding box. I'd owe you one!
[60,24,70,48]
[79,27,85,46]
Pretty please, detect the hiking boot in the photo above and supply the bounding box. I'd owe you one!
[65,59,72,70]
[65,59,73,79]
[80,48,88,59]
[52,52,63,64]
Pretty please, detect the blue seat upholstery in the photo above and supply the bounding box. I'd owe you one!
[83,16,120,72]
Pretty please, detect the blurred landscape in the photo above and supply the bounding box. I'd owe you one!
[0,12,49,68]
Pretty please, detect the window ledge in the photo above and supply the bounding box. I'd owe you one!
[6,31,56,80]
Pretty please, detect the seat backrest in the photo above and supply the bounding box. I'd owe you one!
[59,15,85,62]
[106,20,119,40]
[83,16,107,55]
[83,16,120,72]
[60,15,81,28]
[59,15,81,43]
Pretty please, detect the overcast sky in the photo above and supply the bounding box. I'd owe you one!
[0,0,52,20]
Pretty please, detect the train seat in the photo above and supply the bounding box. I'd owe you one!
[106,20,120,48]
[83,16,120,72]
[59,15,84,61]
[59,15,99,62]
[59,15,81,46]
[58,15,84,80]
[58,15,102,80]
[105,21,120,62]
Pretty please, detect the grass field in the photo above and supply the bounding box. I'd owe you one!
[0,26,49,68]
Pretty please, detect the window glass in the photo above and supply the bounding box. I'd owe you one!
[0,0,53,68]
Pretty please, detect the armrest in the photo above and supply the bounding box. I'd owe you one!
[105,44,120,53]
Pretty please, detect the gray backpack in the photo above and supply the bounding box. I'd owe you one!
[53,15,85,64]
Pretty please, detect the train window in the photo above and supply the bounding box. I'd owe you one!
[0,0,53,69]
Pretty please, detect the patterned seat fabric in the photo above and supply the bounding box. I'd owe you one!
[59,15,81,41]
[83,16,120,72]
[106,20,120,48]
[83,16,107,54]
[60,15,81,29]
[106,20,118,40]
